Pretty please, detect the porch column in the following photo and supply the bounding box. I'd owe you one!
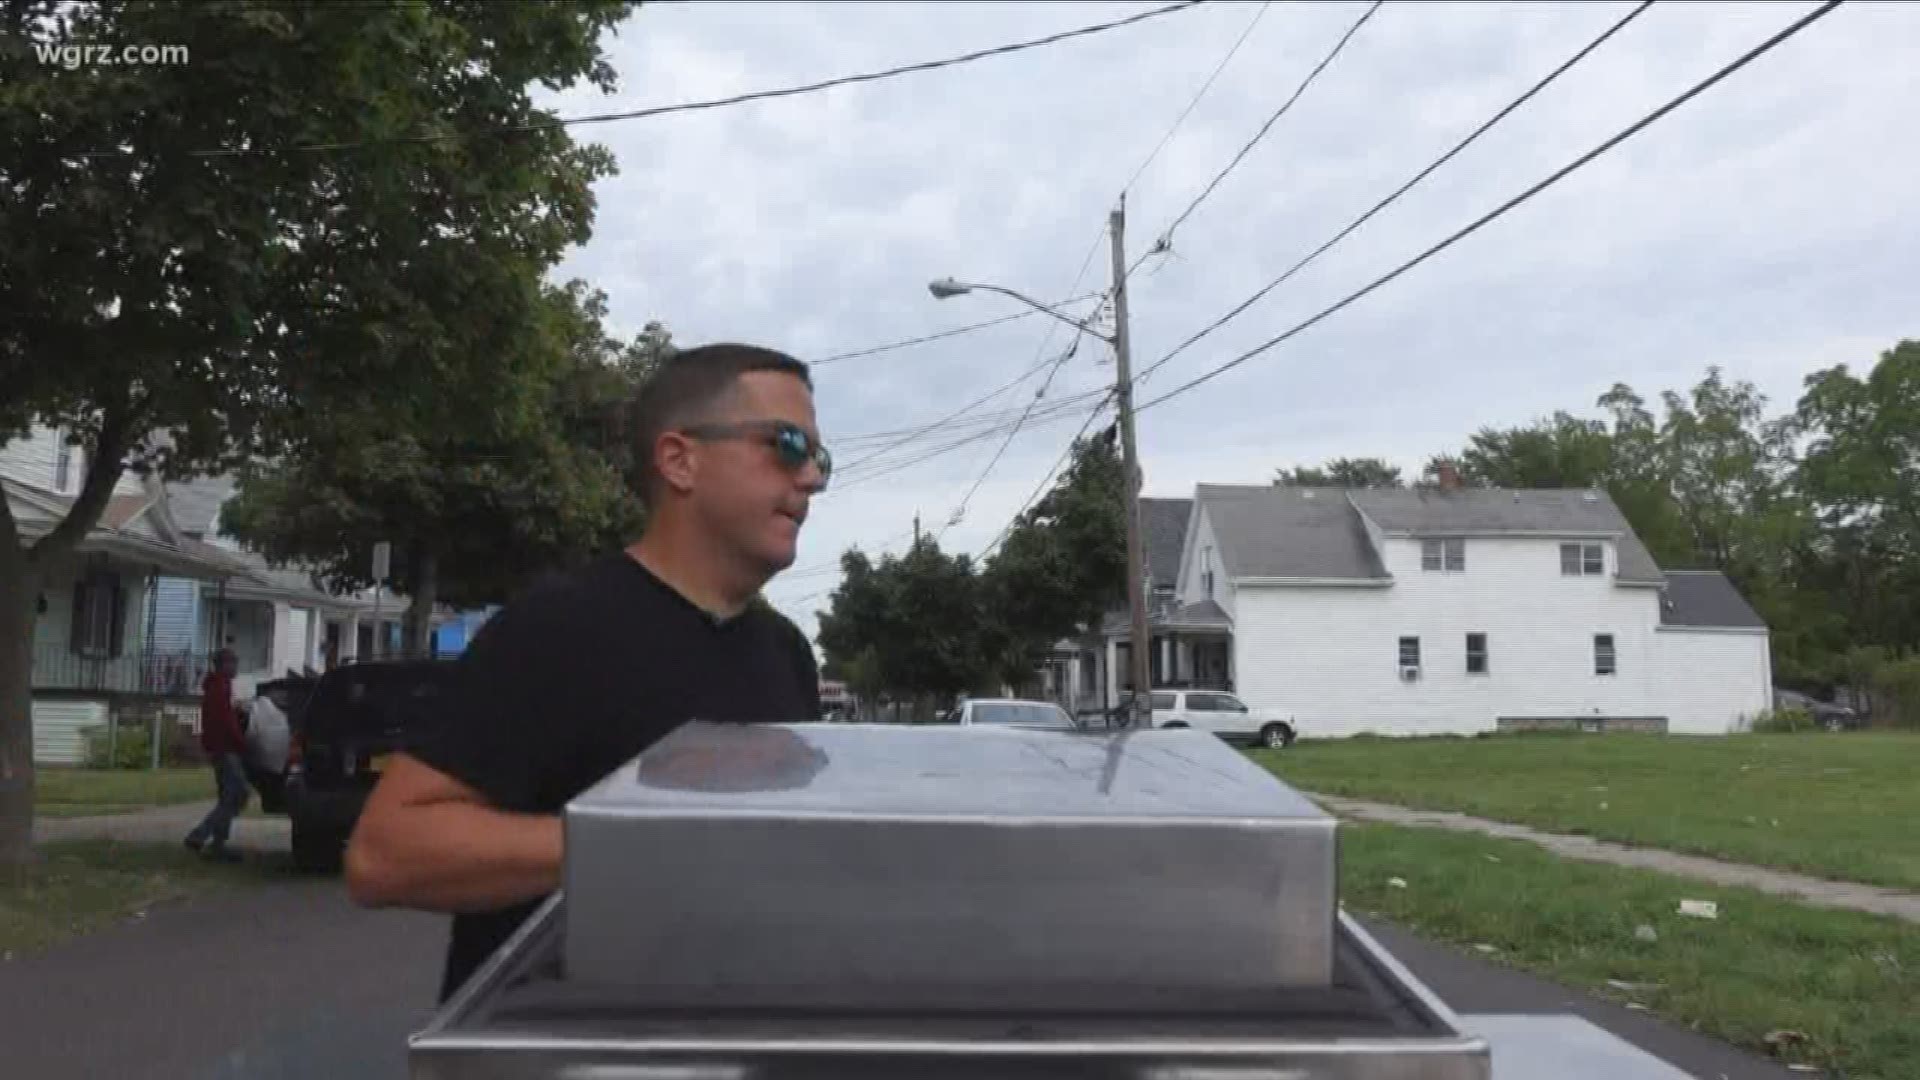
[1160,636,1173,687]
[339,614,360,662]
[268,599,293,677]
[1104,636,1119,710]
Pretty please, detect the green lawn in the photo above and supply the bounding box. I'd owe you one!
[34,768,215,817]
[1255,732,1920,891]
[1343,822,1920,1080]
[0,841,283,955]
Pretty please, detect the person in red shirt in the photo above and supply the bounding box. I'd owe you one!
[184,649,248,862]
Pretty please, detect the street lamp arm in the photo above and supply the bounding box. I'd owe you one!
[928,278,1112,343]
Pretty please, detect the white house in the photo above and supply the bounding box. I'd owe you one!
[158,476,421,694]
[2,425,244,762]
[1153,481,1772,736]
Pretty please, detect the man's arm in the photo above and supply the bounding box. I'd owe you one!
[344,587,571,913]
[345,754,561,913]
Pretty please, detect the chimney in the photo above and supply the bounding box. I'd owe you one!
[1437,461,1462,491]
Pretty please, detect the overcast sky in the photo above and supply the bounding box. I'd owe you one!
[533,0,1919,643]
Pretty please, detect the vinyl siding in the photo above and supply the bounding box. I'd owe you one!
[151,576,203,655]
[33,700,108,765]
[1655,629,1774,733]
[1230,536,1762,737]
[0,425,146,498]
[1175,504,1234,621]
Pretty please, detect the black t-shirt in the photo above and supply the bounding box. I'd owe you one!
[406,551,820,1003]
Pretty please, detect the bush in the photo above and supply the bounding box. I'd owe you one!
[1751,706,1817,734]
[1873,657,1920,730]
[82,716,204,769]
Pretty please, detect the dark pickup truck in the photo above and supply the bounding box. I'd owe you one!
[285,658,459,872]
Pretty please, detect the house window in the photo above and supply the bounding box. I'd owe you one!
[1398,636,1421,672]
[1594,633,1617,676]
[70,571,125,658]
[1422,538,1465,572]
[1466,632,1489,675]
[1201,545,1215,598]
[54,438,73,492]
[1561,542,1604,576]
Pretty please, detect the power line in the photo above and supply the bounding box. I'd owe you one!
[1134,0,1656,386]
[835,378,1106,471]
[936,333,1086,538]
[833,392,1109,486]
[829,392,1109,492]
[808,293,1102,367]
[909,0,1267,537]
[1132,0,1846,418]
[1118,0,1275,197]
[164,2,1211,157]
[979,393,1116,560]
[955,2,1274,552]
[1147,0,1384,260]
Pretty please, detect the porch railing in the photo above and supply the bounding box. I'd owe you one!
[32,642,212,697]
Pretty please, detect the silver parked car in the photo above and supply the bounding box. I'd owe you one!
[947,698,1081,732]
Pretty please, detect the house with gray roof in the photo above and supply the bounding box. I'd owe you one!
[152,476,435,694]
[1038,497,1234,718]
[1111,479,1773,736]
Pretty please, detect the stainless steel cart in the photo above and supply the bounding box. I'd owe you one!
[406,722,1520,1079]
[411,893,1491,1080]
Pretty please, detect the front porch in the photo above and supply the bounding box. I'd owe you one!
[8,477,249,762]
[1048,600,1236,722]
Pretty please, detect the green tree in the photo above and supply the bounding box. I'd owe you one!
[219,285,668,650]
[0,0,634,862]
[816,540,992,715]
[1274,457,1404,488]
[980,432,1127,673]
[1792,341,1920,659]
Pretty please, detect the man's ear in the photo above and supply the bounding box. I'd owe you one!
[654,431,699,496]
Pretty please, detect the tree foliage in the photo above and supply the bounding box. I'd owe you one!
[1275,457,1403,488]
[816,433,1128,706]
[0,0,636,862]
[1418,348,1920,695]
[218,285,670,647]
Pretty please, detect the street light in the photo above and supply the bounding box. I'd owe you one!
[927,278,1111,343]
[929,200,1154,730]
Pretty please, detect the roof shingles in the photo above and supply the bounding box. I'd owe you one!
[1195,485,1387,580]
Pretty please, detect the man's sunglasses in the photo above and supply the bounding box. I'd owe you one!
[681,420,833,488]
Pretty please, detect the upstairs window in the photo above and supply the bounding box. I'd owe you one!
[1561,542,1604,576]
[1421,538,1465,572]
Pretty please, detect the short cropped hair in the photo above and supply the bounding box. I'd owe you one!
[626,343,812,505]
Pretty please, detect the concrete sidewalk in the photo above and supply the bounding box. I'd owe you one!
[1312,793,1920,924]
[35,802,291,848]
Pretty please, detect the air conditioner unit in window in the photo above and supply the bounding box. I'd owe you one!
[1399,665,1421,682]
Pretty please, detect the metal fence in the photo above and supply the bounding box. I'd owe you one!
[32,642,213,697]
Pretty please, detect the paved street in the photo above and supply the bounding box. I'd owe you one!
[2,834,1802,1080]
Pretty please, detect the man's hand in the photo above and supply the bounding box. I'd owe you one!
[345,754,562,913]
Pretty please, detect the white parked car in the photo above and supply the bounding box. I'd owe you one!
[1147,690,1296,749]
[948,698,1081,732]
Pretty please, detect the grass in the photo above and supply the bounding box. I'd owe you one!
[1341,822,1920,1080]
[0,840,284,956]
[1253,731,1920,891]
[33,768,215,818]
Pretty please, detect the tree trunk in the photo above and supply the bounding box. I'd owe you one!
[0,555,40,866]
[401,550,438,659]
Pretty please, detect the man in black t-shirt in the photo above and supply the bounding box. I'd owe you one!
[344,343,830,1003]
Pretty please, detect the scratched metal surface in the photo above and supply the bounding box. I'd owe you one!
[563,723,1339,1003]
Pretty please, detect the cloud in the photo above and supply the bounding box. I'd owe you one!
[536,1,1920,642]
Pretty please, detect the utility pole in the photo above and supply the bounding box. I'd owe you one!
[1108,197,1153,729]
